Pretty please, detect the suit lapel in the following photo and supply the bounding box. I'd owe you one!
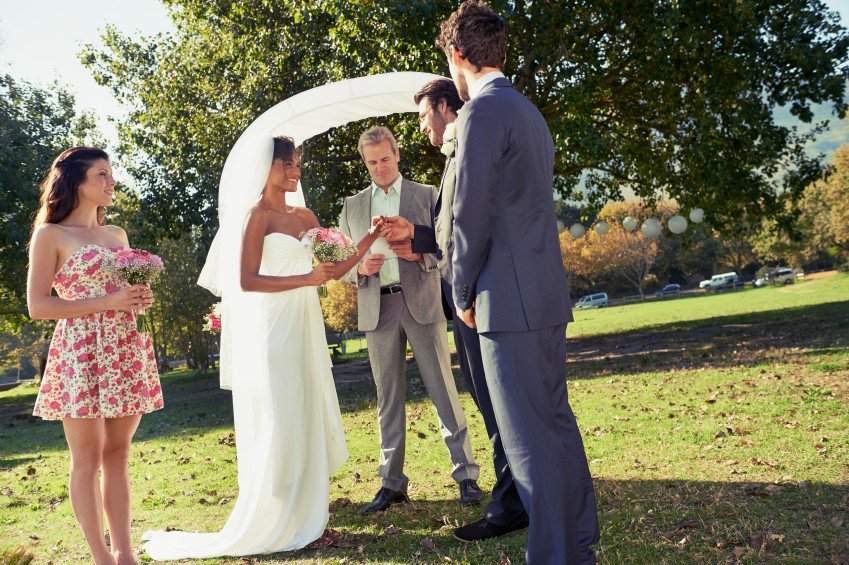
[355,188,371,238]
[399,178,413,219]
[436,157,454,216]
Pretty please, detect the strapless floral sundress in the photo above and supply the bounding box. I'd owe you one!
[33,244,164,420]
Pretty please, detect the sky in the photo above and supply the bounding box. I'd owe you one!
[2,0,849,159]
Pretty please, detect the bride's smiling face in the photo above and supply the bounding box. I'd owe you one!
[266,154,301,193]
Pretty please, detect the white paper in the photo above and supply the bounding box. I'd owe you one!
[370,236,398,259]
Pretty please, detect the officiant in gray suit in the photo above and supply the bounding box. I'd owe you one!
[381,78,529,536]
[338,125,482,514]
[432,2,600,564]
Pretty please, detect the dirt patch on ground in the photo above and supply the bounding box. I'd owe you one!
[801,270,838,280]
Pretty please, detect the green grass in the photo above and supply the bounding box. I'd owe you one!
[1,274,848,564]
[569,274,849,337]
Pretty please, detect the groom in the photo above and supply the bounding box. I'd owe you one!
[432,2,600,564]
[338,125,482,514]
[381,77,529,537]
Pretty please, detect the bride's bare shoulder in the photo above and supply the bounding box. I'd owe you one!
[292,206,319,227]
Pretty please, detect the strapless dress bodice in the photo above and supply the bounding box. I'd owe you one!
[260,233,312,277]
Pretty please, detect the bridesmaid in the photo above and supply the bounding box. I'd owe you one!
[27,147,163,565]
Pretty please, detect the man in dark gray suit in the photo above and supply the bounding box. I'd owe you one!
[433,2,600,564]
[381,78,529,538]
[338,125,482,514]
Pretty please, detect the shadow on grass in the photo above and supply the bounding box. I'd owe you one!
[146,478,849,564]
[567,300,849,383]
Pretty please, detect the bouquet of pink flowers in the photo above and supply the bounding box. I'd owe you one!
[203,302,222,334]
[110,248,164,333]
[300,227,356,296]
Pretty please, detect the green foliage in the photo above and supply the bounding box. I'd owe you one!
[146,232,218,368]
[752,143,849,270]
[82,0,849,242]
[0,75,102,329]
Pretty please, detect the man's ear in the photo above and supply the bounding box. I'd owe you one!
[450,44,465,67]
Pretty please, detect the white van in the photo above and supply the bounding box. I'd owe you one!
[574,293,608,309]
[708,272,739,290]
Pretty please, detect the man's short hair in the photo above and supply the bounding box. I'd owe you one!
[414,78,465,114]
[436,1,507,72]
[358,125,399,159]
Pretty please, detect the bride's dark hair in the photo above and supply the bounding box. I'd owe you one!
[272,136,297,162]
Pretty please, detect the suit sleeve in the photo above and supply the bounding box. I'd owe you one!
[411,224,437,254]
[337,199,362,286]
[451,102,500,311]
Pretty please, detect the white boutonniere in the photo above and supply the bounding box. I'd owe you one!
[440,122,457,157]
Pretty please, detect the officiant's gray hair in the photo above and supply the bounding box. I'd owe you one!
[358,126,398,158]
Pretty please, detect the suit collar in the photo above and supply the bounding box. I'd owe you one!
[470,71,506,99]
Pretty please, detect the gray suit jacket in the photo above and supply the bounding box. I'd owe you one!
[338,178,444,332]
[451,77,573,333]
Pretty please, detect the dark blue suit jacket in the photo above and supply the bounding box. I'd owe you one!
[451,77,573,333]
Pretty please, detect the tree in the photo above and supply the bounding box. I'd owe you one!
[605,226,661,300]
[82,0,848,243]
[753,143,849,269]
[146,232,217,369]
[0,75,101,328]
[320,280,358,334]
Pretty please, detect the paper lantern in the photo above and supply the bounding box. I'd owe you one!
[640,218,661,238]
[569,223,586,238]
[689,208,705,223]
[622,216,638,231]
[594,221,609,235]
[668,215,688,234]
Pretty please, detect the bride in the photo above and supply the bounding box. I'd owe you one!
[144,135,380,558]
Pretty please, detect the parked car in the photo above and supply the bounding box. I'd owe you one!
[656,284,682,298]
[574,292,609,309]
[753,278,767,288]
[699,279,712,290]
[708,272,740,290]
[768,267,799,285]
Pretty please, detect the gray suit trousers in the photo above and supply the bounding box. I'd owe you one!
[366,292,479,492]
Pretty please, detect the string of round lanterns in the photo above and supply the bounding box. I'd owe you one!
[566,209,706,239]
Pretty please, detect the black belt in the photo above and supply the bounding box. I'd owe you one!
[380,284,403,295]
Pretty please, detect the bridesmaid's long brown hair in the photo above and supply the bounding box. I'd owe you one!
[32,147,110,233]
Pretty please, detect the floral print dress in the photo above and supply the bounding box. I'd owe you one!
[33,244,164,420]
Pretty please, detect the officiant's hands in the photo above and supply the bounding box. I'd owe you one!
[377,216,414,241]
[357,254,385,277]
[388,240,423,263]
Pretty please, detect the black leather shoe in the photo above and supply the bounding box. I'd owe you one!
[453,517,529,542]
[358,487,409,515]
[458,479,484,506]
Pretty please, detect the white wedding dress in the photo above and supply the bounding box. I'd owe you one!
[144,233,348,559]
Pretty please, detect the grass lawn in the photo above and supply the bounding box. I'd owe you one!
[1,274,848,564]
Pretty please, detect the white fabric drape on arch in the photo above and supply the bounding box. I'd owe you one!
[197,71,442,390]
[143,72,443,560]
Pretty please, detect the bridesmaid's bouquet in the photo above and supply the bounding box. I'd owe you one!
[203,302,222,334]
[300,227,356,296]
[110,248,164,333]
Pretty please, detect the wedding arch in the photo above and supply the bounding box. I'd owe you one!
[198,72,442,388]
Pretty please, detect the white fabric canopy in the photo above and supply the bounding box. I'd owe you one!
[197,71,442,389]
